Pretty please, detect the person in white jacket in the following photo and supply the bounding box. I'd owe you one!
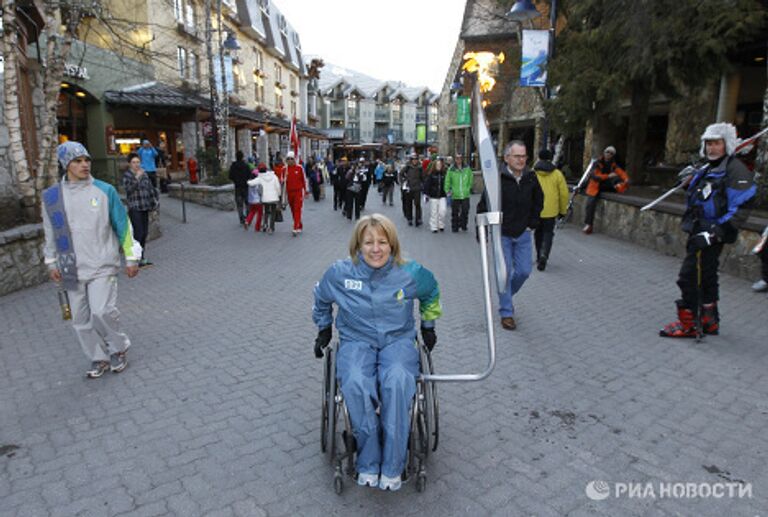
[42,142,142,378]
[249,165,282,234]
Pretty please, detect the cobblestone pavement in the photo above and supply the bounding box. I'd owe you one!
[2,190,767,517]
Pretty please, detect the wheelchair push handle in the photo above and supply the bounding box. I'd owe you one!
[420,211,498,383]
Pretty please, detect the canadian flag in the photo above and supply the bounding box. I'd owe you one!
[289,116,301,163]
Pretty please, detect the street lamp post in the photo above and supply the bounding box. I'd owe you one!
[507,0,557,150]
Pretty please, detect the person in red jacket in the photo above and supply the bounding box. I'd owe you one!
[582,146,629,234]
[284,151,308,235]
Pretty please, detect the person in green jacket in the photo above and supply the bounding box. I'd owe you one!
[533,149,569,271]
[444,153,474,232]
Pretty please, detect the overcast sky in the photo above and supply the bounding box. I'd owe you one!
[274,0,467,92]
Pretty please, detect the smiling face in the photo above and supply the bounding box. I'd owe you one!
[66,156,92,182]
[360,226,391,269]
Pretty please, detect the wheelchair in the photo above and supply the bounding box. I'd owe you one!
[320,340,439,494]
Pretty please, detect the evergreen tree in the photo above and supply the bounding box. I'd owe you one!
[547,0,766,178]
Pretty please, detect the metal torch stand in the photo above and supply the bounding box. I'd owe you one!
[421,211,500,383]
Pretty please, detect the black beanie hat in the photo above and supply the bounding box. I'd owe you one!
[538,149,553,160]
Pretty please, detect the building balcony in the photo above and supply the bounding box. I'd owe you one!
[375,106,390,122]
[344,128,360,142]
[347,108,359,121]
[330,106,345,120]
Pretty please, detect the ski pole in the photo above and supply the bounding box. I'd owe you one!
[695,249,703,343]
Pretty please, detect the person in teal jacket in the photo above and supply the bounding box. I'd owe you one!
[444,153,473,232]
[312,213,441,491]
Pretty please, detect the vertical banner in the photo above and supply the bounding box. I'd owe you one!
[417,125,426,143]
[213,55,234,93]
[456,96,470,125]
[520,29,549,87]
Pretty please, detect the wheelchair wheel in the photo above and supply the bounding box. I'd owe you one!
[416,472,427,493]
[408,385,429,481]
[327,347,338,465]
[420,346,440,454]
[334,473,344,495]
[321,348,332,453]
[424,349,439,453]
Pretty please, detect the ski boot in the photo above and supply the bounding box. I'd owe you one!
[659,300,697,338]
[701,302,719,335]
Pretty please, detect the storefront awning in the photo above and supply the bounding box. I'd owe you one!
[104,82,205,109]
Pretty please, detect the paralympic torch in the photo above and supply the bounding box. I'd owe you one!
[463,51,508,295]
[421,51,505,384]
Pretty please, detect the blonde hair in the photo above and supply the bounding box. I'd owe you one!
[349,214,404,265]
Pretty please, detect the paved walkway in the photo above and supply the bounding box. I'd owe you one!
[1,190,767,516]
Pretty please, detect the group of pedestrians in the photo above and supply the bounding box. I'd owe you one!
[229,150,311,236]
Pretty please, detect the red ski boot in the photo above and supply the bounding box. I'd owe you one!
[659,300,697,338]
[701,302,719,335]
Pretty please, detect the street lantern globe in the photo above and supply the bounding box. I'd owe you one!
[223,32,240,50]
[506,0,541,22]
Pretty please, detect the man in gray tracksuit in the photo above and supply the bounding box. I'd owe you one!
[42,142,143,378]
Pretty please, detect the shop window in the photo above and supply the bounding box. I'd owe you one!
[57,90,88,148]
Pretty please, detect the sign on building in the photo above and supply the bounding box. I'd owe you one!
[520,30,549,87]
[456,96,470,125]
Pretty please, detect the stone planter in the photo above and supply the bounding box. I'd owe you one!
[167,182,235,211]
[0,224,47,296]
[570,192,766,281]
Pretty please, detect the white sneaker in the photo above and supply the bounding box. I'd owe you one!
[357,472,378,488]
[378,474,401,491]
[752,279,768,292]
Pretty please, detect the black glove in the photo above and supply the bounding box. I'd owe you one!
[421,326,437,352]
[688,231,718,251]
[314,327,332,358]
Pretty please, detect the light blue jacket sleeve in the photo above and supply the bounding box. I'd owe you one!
[312,263,338,329]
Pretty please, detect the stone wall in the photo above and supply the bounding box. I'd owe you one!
[570,193,765,281]
[0,205,160,297]
[0,224,47,296]
[167,183,235,211]
[470,172,764,280]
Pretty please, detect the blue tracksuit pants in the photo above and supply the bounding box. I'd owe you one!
[336,338,419,478]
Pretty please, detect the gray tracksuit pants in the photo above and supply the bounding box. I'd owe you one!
[68,275,131,362]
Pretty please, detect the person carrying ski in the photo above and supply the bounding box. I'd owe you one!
[659,123,756,338]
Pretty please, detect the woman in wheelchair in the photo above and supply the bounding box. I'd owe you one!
[313,214,441,491]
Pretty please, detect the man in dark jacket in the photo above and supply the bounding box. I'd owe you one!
[229,150,252,227]
[399,153,425,226]
[477,140,543,330]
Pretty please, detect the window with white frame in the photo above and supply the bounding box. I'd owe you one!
[254,71,264,102]
[177,47,187,79]
[290,100,297,117]
[254,48,263,71]
[184,2,195,32]
[189,51,199,81]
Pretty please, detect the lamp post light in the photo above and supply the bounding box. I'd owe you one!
[507,0,557,150]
